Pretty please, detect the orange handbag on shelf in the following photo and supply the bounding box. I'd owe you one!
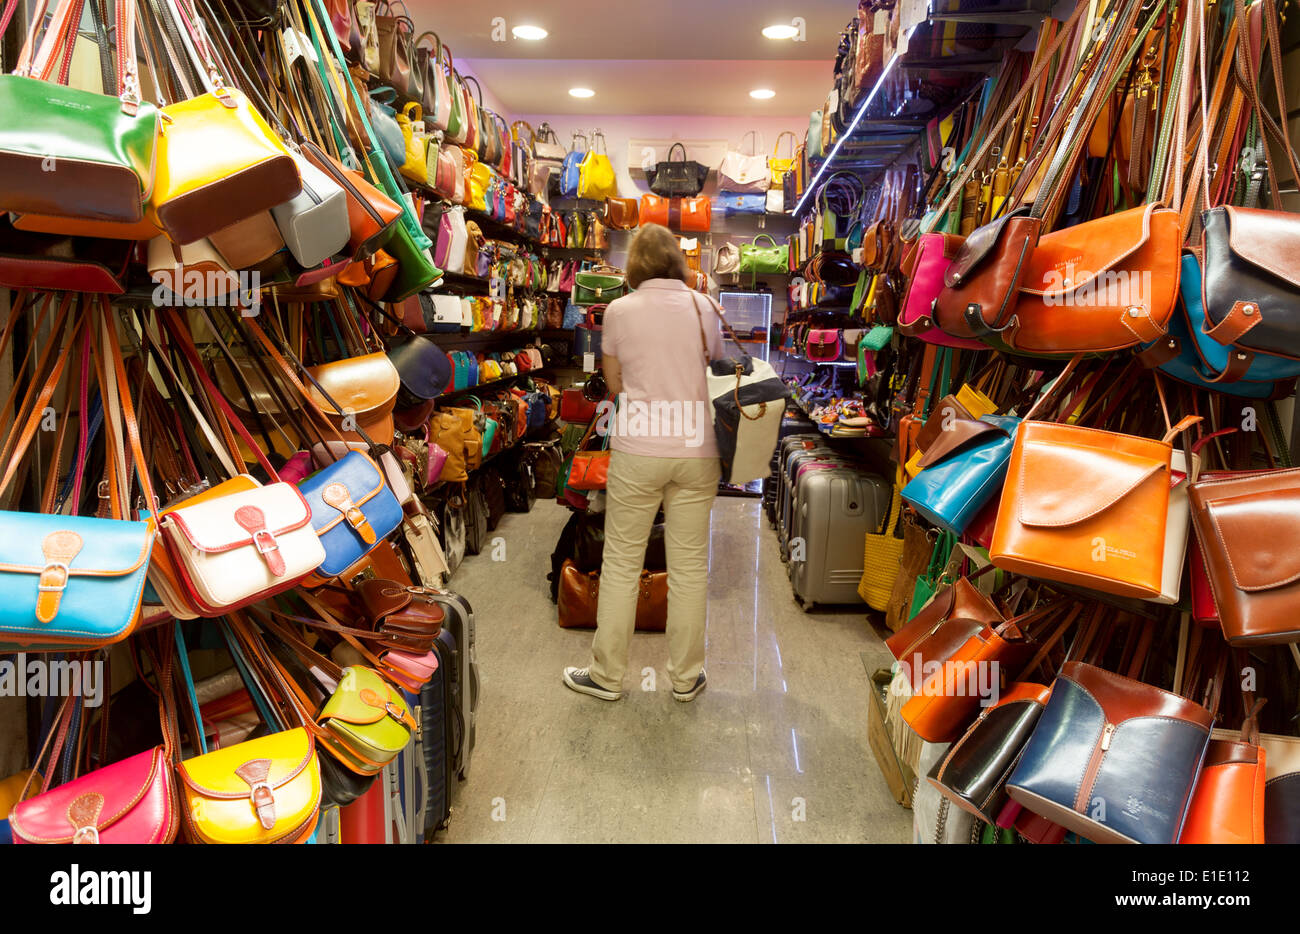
[638,194,711,232]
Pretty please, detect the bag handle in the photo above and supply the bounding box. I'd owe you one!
[773,130,798,159]
[740,129,761,156]
[668,142,687,163]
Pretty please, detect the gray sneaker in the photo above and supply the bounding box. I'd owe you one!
[563,666,622,701]
[672,671,707,702]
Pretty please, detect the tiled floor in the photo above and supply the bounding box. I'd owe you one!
[439,496,913,844]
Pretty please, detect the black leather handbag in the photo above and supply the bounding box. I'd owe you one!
[647,143,709,198]
[926,683,1051,823]
[388,334,451,406]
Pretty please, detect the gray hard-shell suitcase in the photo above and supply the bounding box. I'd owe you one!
[788,466,891,609]
[779,451,852,556]
[776,438,832,542]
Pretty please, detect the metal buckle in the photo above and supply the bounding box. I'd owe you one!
[71,826,100,845]
[253,530,279,556]
[248,780,273,805]
[38,563,70,593]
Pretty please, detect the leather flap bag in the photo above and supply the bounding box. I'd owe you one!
[884,576,1003,694]
[605,197,639,230]
[317,665,417,765]
[178,727,321,844]
[903,415,1019,535]
[298,450,404,580]
[389,334,452,404]
[1189,468,1300,645]
[10,746,175,845]
[718,131,771,193]
[573,266,627,304]
[898,232,998,348]
[160,478,326,615]
[307,352,400,429]
[1006,661,1213,845]
[805,329,841,362]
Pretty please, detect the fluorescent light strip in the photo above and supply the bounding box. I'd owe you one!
[793,49,904,215]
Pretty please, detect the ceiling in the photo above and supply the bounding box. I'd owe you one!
[408,0,846,117]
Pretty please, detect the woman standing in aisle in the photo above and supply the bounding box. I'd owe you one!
[563,224,725,703]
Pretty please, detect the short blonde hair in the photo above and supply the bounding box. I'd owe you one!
[626,224,691,289]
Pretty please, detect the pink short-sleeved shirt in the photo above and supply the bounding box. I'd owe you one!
[600,279,726,458]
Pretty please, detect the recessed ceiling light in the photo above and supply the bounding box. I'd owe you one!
[512,24,547,40]
[750,88,776,100]
[569,87,595,98]
[762,23,799,39]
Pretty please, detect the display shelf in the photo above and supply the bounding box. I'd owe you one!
[433,271,571,296]
[436,367,554,399]
[794,0,1048,215]
[427,328,574,349]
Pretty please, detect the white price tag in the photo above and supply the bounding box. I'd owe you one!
[583,352,596,372]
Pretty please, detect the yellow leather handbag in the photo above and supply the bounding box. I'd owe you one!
[148,87,300,244]
[396,101,429,185]
[177,727,322,845]
[467,159,492,213]
[578,130,618,200]
[769,131,799,189]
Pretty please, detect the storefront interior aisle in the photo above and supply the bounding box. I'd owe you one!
[445,497,912,844]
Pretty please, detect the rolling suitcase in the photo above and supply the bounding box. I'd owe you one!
[776,437,829,543]
[788,466,891,609]
[420,636,454,834]
[394,687,428,843]
[780,451,852,557]
[425,589,479,781]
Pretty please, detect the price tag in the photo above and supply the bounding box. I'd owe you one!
[583,352,596,372]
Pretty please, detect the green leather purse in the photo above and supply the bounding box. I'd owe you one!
[739,234,789,276]
[573,266,627,305]
[318,666,417,774]
[0,0,159,224]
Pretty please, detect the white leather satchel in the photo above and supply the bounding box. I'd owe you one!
[718,131,771,194]
[159,480,326,617]
[714,241,740,282]
[766,189,785,215]
[271,149,351,268]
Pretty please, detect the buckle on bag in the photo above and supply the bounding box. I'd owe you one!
[37,562,70,594]
[253,529,279,556]
[71,826,100,845]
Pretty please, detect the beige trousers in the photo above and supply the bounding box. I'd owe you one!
[588,451,720,692]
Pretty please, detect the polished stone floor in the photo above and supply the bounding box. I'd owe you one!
[439,496,913,844]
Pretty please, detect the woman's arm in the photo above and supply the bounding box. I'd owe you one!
[602,354,624,396]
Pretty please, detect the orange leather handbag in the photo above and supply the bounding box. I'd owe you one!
[557,561,667,631]
[1181,712,1267,844]
[638,194,711,232]
[989,361,1200,599]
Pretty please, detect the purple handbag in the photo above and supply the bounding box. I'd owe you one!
[425,431,449,485]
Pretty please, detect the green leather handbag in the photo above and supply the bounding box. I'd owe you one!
[739,234,789,276]
[0,0,159,223]
[318,666,417,774]
[573,266,626,305]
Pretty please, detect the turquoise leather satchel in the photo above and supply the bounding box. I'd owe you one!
[901,415,1020,536]
[0,512,154,651]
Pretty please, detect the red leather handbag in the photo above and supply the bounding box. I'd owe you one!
[560,387,597,423]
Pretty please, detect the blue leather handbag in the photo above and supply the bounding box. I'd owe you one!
[901,415,1019,535]
[298,450,404,580]
[716,191,767,216]
[0,512,155,651]
[1005,661,1212,845]
[561,144,586,199]
[1139,254,1292,397]
[561,303,584,329]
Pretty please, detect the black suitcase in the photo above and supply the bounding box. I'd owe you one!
[426,589,478,781]
[419,638,454,834]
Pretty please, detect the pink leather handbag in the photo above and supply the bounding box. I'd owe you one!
[805,329,842,362]
[10,747,177,844]
[897,232,986,349]
[425,435,449,486]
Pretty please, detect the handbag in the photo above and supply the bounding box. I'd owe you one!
[298,450,405,581]
[885,575,1005,693]
[270,149,350,269]
[927,682,1053,824]
[990,361,1200,599]
[146,236,243,304]
[305,352,401,442]
[857,485,906,611]
[395,102,430,185]
[605,197,639,230]
[901,415,1019,535]
[416,31,452,131]
[178,726,322,844]
[375,1,416,99]
[639,193,711,232]
[573,265,627,304]
[768,131,799,189]
[557,561,667,632]
[561,133,588,198]
[578,130,618,200]
[805,329,841,362]
[897,233,987,349]
[367,88,409,171]
[149,85,300,245]
[718,131,770,193]
[714,242,740,283]
[1006,661,1214,845]
[647,142,708,197]
[1188,467,1300,645]
[739,234,789,278]
[432,205,469,272]
[0,0,159,225]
